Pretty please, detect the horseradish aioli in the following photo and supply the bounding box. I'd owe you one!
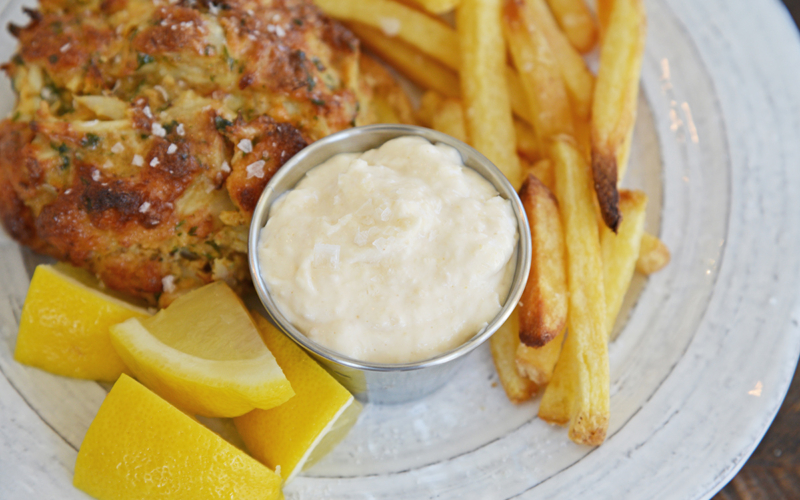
[258,136,517,363]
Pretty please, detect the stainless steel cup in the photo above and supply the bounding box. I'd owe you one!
[249,124,531,404]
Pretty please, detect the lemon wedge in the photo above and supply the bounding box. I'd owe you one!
[14,263,149,381]
[74,374,284,500]
[234,314,361,483]
[109,282,293,417]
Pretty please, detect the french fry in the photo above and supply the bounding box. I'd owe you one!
[600,189,647,337]
[514,119,540,161]
[358,54,417,125]
[348,23,461,98]
[525,158,555,192]
[597,0,612,40]
[503,0,574,141]
[406,0,461,14]
[514,173,566,388]
[591,0,646,232]
[490,310,538,403]
[416,91,443,127]
[574,113,592,161]
[518,175,568,348]
[520,0,596,121]
[616,123,635,183]
[318,0,536,126]
[421,92,535,159]
[538,139,609,446]
[516,329,564,385]
[458,0,522,188]
[545,0,599,53]
[636,232,670,275]
[431,99,469,144]
[314,0,460,67]
[505,67,536,125]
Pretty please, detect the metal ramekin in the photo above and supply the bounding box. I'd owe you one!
[249,124,531,404]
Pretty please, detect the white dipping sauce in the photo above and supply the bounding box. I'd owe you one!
[258,136,518,363]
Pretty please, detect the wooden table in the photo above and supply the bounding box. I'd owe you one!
[715,4,800,490]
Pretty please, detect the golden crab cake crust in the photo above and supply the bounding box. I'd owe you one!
[0,0,413,306]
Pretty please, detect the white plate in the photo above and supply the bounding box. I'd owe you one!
[1,0,800,498]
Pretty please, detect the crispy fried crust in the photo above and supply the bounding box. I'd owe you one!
[0,0,408,305]
[591,148,621,233]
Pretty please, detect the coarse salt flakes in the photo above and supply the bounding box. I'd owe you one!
[111,142,124,154]
[246,160,266,179]
[176,123,185,136]
[60,43,71,53]
[275,26,285,37]
[150,157,160,167]
[132,154,144,166]
[102,160,113,169]
[91,170,100,181]
[139,201,151,213]
[378,17,401,36]
[237,139,253,153]
[143,106,153,119]
[162,275,176,293]
[152,123,166,137]
[167,144,178,154]
[221,161,231,173]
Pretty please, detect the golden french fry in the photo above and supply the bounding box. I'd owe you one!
[416,91,443,127]
[505,67,536,126]
[636,232,670,275]
[616,123,635,183]
[597,0,612,40]
[514,119,540,161]
[431,98,470,144]
[536,327,574,425]
[319,0,535,126]
[518,175,568,348]
[503,0,574,141]
[348,23,461,98]
[516,327,564,385]
[358,54,417,125]
[545,0,599,53]
[422,92,533,157]
[538,139,609,446]
[574,112,592,161]
[601,189,647,337]
[521,0,595,121]
[490,310,538,403]
[406,0,461,14]
[527,158,556,192]
[315,0,460,67]
[458,0,522,188]
[591,0,646,232]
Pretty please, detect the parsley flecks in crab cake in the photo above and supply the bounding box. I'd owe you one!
[0,0,412,306]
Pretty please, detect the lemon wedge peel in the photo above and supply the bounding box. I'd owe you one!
[235,314,361,483]
[14,264,149,381]
[108,282,293,418]
[74,374,284,500]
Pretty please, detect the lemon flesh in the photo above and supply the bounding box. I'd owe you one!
[109,282,293,417]
[235,314,361,483]
[74,374,284,500]
[14,264,149,381]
